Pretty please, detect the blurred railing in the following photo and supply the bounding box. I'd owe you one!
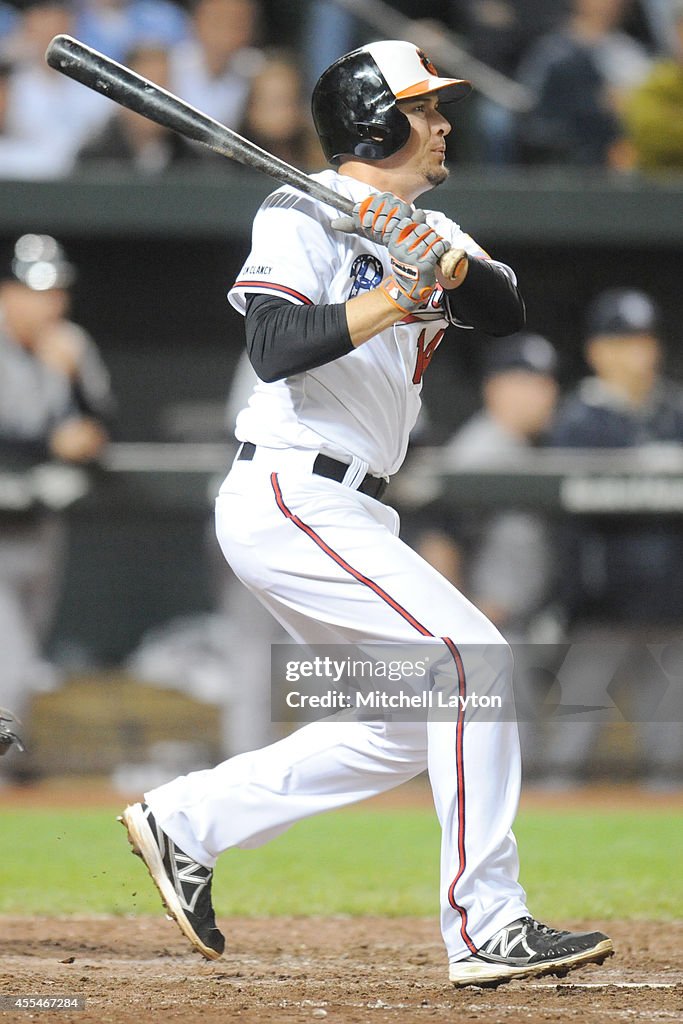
[1,168,682,243]
[5,443,683,514]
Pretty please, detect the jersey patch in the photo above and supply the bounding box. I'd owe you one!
[348,254,384,299]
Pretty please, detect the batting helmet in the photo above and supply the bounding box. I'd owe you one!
[312,40,471,165]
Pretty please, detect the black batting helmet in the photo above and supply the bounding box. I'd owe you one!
[312,40,471,165]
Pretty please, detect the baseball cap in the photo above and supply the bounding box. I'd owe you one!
[1,234,76,290]
[484,332,558,378]
[585,288,659,339]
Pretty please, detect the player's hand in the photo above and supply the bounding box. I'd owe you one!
[331,192,425,245]
[34,323,87,379]
[49,416,109,463]
[380,218,451,313]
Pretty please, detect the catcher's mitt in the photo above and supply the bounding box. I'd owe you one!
[0,714,24,756]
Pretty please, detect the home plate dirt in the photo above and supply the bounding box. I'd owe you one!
[0,917,681,1024]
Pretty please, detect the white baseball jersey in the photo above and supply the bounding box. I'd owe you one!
[228,169,515,478]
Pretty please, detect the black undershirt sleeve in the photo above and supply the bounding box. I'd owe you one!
[244,257,524,383]
[244,293,353,383]
[443,257,526,337]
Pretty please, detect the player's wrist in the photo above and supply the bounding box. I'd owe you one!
[380,269,436,314]
[378,277,420,315]
[345,286,407,346]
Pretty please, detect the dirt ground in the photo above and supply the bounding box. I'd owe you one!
[1,783,682,1024]
[0,916,681,1024]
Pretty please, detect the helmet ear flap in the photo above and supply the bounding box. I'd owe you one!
[312,50,412,164]
[351,109,411,162]
[356,122,391,144]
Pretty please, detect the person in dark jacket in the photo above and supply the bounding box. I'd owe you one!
[545,288,683,789]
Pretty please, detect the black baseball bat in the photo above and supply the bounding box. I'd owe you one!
[45,34,465,277]
[45,34,354,215]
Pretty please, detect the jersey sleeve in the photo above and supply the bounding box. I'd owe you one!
[228,190,338,314]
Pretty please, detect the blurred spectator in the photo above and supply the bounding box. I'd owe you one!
[622,0,683,170]
[0,1,18,41]
[238,48,324,170]
[516,0,652,167]
[403,334,559,774]
[441,333,559,638]
[545,288,683,788]
[0,235,114,772]
[435,333,560,776]
[75,0,189,64]
[300,0,454,91]
[76,44,203,172]
[637,0,683,53]
[0,54,11,121]
[460,0,571,77]
[300,0,361,93]
[456,0,570,162]
[0,0,110,179]
[169,0,264,128]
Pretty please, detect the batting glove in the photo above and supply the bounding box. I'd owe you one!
[331,192,425,246]
[380,218,452,313]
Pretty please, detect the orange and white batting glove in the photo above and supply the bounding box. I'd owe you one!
[380,218,453,313]
[331,191,419,245]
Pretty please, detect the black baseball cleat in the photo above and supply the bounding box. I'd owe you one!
[118,802,225,960]
[449,916,613,987]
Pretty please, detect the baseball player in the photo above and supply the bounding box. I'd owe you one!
[121,41,613,987]
[0,234,113,756]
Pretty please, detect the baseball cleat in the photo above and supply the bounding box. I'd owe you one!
[449,917,613,987]
[118,802,225,960]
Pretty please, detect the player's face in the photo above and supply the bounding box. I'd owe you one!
[339,94,452,201]
[392,95,452,193]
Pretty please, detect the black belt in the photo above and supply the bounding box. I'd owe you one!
[237,442,388,501]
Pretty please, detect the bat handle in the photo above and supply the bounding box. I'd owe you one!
[438,246,468,282]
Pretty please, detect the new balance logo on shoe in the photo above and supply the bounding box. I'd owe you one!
[482,919,536,962]
[449,917,613,987]
[118,802,225,960]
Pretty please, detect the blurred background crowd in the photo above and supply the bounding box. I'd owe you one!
[1,0,683,177]
[1,0,683,793]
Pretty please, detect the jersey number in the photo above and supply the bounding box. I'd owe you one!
[412,328,446,385]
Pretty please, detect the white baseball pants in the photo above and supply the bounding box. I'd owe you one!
[146,447,529,963]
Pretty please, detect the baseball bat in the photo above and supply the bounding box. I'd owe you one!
[45,34,465,277]
[45,34,354,215]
